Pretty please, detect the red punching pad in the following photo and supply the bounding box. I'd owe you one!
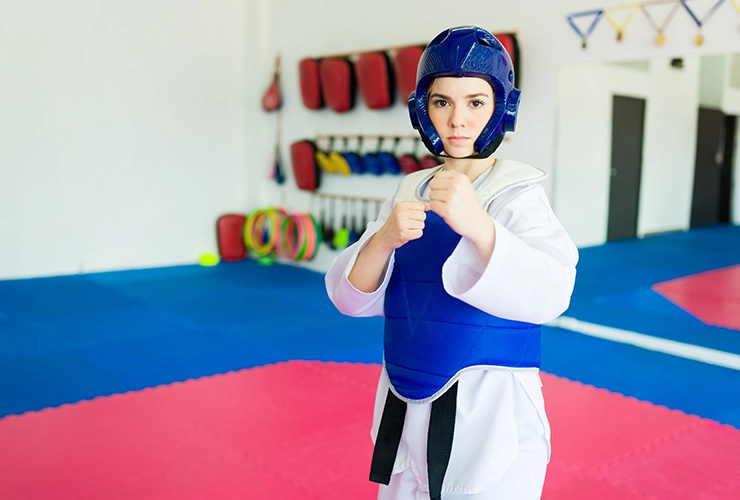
[419,156,439,170]
[354,52,395,110]
[290,140,321,191]
[319,58,356,113]
[393,46,424,102]
[216,214,248,261]
[298,58,324,110]
[399,153,421,174]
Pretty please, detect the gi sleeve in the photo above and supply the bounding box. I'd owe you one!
[324,197,395,317]
[442,183,579,324]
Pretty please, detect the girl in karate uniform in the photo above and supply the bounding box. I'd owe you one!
[325,26,578,500]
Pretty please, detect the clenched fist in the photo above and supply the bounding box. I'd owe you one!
[428,170,484,237]
[428,169,496,262]
[373,201,431,252]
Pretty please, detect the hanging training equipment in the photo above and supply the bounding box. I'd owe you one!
[399,139,422,174]
[323,197,337,249]
[354,52,396,110]
[329,138,352,176]
[272,146,285,185]
[362,137,384,176]
[377,136,401,175]
[319,57,356,113]
[290,140,321,191]
[298,58,324,110]
[333,198,351,250]
[316,137,338,174]
[393,46,424,103]
[343,137,365,174]
[261,53,282,112]
[348,199,359,244]
[271,99,285,185]
[567,9,605,48]
[604,3,642,41]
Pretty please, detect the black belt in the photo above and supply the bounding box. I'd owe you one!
[369,382,458,500]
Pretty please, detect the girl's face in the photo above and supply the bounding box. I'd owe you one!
[427,77,495,157]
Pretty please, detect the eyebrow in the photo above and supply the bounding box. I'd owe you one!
[429,92,491,99]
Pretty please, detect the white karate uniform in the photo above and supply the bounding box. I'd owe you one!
[325,162,579,499]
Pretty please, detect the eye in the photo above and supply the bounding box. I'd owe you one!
[469,100,485,108]
[431,98,448,108]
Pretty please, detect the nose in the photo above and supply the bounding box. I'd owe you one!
[448,105,466,129]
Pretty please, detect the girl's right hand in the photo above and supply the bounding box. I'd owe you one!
[372,201,431,252]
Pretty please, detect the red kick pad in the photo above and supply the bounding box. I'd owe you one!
[319,58,355,113]
[393,45,423,102]
[652,264,740,331]
[298,58,323,110]
[1,363,739,499]
[355,52,394,110]
[216,214,247,262]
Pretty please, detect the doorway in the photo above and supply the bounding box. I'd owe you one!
[608,95,646,241]
[690,108,736,228]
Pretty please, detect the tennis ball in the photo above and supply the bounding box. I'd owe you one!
[257,255,275,266]
[199,253,220,267]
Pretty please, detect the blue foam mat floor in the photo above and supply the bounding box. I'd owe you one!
[568,224,740,353]
[1,224,739,428]
[0,262,383,417]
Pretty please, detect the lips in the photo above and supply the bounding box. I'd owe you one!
[447,136,471,146]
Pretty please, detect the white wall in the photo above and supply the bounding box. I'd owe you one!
[731,54,740,88]
[555,56,719,243]
[1,1,249,279]
[722,55,740,114]
[554,63,651,246]
[5,0,740,279]
[638,57,701,236]
[699,55,726,109]
[721,56,740,227]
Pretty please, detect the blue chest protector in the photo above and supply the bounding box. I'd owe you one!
[383,211,541,403]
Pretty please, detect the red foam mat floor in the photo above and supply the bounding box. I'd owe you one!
[653,264,740,331]
[0,361,738,499]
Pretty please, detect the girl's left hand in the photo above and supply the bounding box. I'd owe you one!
[428,169,491,240]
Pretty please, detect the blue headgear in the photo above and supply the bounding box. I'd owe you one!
[409,26,521,159]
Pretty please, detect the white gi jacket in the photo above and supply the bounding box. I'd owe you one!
[325,160,579,495]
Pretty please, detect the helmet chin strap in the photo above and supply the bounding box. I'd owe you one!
[438,151,492,160]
